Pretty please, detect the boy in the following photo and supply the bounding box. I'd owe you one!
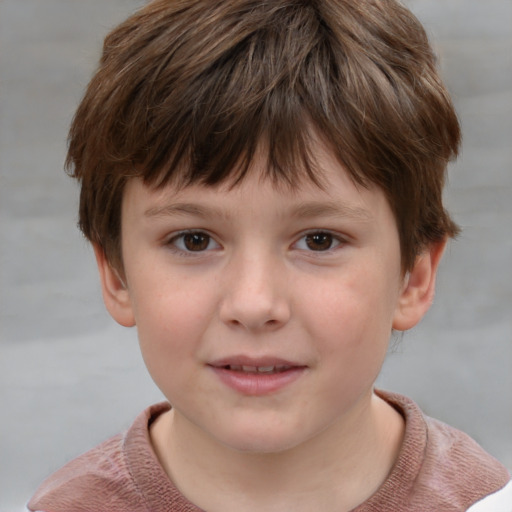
[28,0,511,510]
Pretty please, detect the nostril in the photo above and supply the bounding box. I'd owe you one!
[220,295,290,331]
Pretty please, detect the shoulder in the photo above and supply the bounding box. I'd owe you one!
[27,403,172,512]
[372,390,511,511]
[27,432,144,512]
[423,415,511,510]
[423,414,510,488]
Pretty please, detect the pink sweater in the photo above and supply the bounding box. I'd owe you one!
[28,391,511,511]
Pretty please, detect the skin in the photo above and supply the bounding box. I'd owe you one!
[95,142,445,511]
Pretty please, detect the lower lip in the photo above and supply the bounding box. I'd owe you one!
[209,366,306,396]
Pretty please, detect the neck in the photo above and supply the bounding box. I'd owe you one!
[150,391,404,512]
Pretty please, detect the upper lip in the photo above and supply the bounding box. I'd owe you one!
[208,355,305,369]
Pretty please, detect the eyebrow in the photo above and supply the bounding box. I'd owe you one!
[144,201,372,222]
[145,203,227,219]
[291,201,373,222]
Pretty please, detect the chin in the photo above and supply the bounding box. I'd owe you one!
[215,422,310,455]
[225,438,299,455]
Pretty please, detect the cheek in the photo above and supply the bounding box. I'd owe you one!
[131,263,214,327]
[128,273,217,371]
[133,296,211,405]
[312,276,395,331]
[303,269,398,364]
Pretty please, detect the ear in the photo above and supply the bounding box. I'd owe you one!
[93,244,135,327]
[392,239,447,331]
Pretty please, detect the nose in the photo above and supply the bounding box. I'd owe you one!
[219,250,291,332]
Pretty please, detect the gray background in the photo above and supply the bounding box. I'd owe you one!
[1,1,511,510]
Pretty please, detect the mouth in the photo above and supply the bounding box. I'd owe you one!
[215,364,295,374]
[208,358,307,395]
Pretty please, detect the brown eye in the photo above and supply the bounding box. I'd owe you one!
[169,231,220,254]
[305,232,334,251]
[182,233,211,251]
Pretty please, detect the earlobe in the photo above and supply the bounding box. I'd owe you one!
[392,240,447,331]
[93,244,136,327]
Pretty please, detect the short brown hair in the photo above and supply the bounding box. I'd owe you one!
[67,0,460,272]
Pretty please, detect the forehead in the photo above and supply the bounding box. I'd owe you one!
[124,146,390,228]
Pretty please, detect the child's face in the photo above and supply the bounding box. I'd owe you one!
[102,144,417,453]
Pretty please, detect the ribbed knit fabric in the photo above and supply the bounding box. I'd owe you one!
[28,391,510,512]
[353,390,510,511]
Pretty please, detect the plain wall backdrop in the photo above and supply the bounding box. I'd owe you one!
[1,1,511,510]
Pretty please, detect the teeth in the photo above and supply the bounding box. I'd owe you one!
[226,365,290,373]
[257,366,275,373]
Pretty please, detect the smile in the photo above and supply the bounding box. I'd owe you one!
[221,365,293,374]
[208,358,307,396]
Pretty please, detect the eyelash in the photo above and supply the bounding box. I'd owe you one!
[165,229,346,255]
[166,230,220,256]
[293,231,344,253]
